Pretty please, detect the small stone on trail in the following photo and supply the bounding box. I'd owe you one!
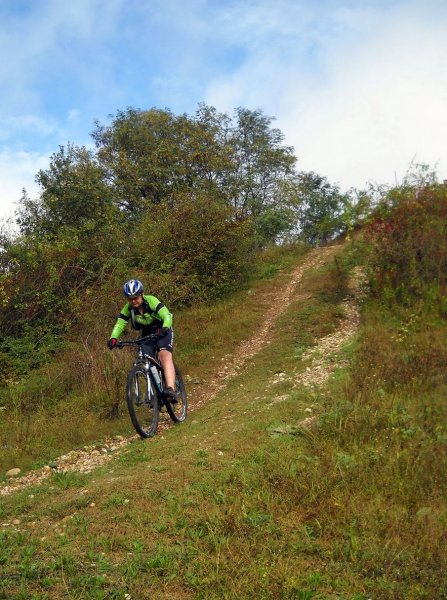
[6,468,21,478]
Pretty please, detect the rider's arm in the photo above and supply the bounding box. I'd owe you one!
[110,303,131,339]
[146,295,173,328]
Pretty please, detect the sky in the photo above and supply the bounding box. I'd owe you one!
[1,0,446,222]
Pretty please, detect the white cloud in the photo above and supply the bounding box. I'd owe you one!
[0,0,127,113]
[287,8,447,188]
[205,2,447,189]
[0,115,57,141]
[67,109,81,124]
[0,150,49,222]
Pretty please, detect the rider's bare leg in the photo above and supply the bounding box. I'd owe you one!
[158,349,175,390]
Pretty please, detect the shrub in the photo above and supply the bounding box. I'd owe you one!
[365,184,447,309]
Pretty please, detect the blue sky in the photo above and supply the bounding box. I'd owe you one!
[1,0,446,221]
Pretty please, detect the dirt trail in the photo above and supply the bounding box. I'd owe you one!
[191,244,341,410]
[265,263,367,426]
[1,244,347,498]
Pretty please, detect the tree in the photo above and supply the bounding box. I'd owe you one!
[1,143,122,367]
[130,190,254,304]
[16,143,115,238]
[91,105,301,243]
[296,172,349,245]
[224,107,298,221]
[91,107,229,215]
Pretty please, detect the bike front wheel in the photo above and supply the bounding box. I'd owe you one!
[166,364,188,424]
[126,366,159,438]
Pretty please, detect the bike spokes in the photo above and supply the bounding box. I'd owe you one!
[126,367,159,438]
[165,365,188,423]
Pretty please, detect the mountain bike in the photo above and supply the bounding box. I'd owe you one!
[116,334,187,438]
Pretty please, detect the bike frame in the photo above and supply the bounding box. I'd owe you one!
[118,335,165,397]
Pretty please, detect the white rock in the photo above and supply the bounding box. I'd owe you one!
[6,468,21,478]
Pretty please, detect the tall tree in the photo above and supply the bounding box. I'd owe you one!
[296,172,349,245]
[91,105,301,243]
[225,108,298,220]
[16,143,114,238]
[91,107,229,214]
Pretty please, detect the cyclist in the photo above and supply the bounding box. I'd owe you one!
[107,279,177,401]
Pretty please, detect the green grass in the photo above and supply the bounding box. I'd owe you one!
[1,240,446,599]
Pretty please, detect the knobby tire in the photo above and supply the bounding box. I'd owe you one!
[165,364,188,423]
[126,366,159,438]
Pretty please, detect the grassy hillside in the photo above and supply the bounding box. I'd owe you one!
[1,236,446,599]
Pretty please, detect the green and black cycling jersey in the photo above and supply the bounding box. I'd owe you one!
[110,294,173,339]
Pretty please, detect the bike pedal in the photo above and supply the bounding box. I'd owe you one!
[162,390,177,403]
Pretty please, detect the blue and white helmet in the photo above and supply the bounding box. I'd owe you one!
[123,279,144,298]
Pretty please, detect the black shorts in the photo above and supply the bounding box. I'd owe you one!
[142,329,174,356]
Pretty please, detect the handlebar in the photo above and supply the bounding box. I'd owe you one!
[116,334,159,349]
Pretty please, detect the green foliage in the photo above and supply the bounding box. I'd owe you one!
[365,182,447,310]
[223,107,297,220]
[92,106,229,213]
[254,206,295,245]
[134,191,255,304]
[296,171,351,245]
[0,141,127,378]
[16,144,116,237]
[0,221,127,377]
[92,104,301,239]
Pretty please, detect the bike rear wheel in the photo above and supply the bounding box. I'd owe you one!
[166,364,188,423]
[126,366,159,438]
